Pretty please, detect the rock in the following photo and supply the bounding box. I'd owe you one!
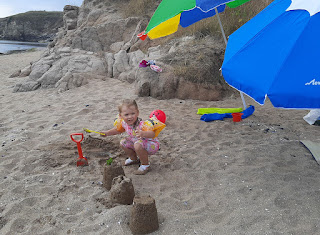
[118,70,137,84]
[56,72,90,91]
[122,18,148,52]
[36,60,66,88]
[148,45,162,59]
[128,50,145,67]
[110,41,125,53]
[29,60,53,80]
[9,70,21,78]
[74,27,103,52]
[13,81,40,92]
[63,5,79,30]
[113,50,131,77]
[26,53,106,90]
[19,65,32,77]
[55,72,72,91]
[134,68,155,97]
[105,52,115,78]
[57,47,72,54]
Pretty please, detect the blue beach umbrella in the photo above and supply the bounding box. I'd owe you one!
[221,0,320,109]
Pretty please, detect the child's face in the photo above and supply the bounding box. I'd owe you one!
[120,105,139,126]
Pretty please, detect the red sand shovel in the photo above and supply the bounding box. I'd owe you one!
[70,133,88,166]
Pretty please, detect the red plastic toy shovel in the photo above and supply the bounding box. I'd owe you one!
[70,133,88,166]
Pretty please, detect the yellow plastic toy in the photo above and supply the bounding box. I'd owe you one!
[83,128,106,135]
[197,107,243,115]
[142,116,166,138]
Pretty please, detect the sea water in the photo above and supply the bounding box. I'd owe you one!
[0,40,47,54]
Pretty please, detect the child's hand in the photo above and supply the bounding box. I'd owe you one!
[135,129,144,138]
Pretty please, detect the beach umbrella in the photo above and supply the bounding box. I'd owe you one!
[221,0,320,109]
[137,0,251,44]
[137,0,251,108]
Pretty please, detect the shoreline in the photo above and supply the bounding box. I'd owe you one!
[0,47,46,55]
[0,39,47,55]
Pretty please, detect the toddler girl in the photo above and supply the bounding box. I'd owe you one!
[101,99,164,175]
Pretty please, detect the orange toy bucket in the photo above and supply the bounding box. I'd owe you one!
[232,113,243,122]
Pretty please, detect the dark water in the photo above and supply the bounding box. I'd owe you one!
[0,40,47,54]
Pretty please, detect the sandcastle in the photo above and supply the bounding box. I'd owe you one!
[103,160,125,190]
[110,175,135,205]
[129,195,159,234]
[102,160,159,233]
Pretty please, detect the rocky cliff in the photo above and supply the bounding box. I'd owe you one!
[0,11,63,42]
[11,0,236,101]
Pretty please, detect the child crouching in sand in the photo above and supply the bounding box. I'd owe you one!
[100,99,164,175]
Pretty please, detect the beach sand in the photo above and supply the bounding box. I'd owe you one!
[1,51,320,235]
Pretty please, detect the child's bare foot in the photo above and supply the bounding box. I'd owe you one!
[134,165,150,175]
[123,158,140,166]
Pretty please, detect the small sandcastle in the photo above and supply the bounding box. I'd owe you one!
[102,159,159,234]
[103,160,125,190]
[110,175,135,205]
[130,195,159,234]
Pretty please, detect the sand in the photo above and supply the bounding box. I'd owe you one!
[1,50,320,235]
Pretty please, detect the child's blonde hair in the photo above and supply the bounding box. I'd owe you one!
[118,99,139,113]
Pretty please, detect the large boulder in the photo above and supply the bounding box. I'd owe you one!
[13,47,107,92]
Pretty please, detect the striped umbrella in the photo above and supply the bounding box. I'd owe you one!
[138,0,251,43]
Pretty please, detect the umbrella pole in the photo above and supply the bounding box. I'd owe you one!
[215,7,247,110]
[240,92,247,109]
[214,8,228,46]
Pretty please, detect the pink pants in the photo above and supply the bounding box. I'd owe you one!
[120,137,160,155]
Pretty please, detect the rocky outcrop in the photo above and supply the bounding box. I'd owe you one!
[0,11,63,42]
[11,0,235,101]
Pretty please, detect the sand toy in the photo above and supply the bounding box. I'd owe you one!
[150,109,166,123]
[232,113,243,122]
[83,128,106,135]
[70,133,88,166]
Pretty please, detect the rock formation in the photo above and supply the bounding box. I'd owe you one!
[11,0,235,101]
[0,11,63,42]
